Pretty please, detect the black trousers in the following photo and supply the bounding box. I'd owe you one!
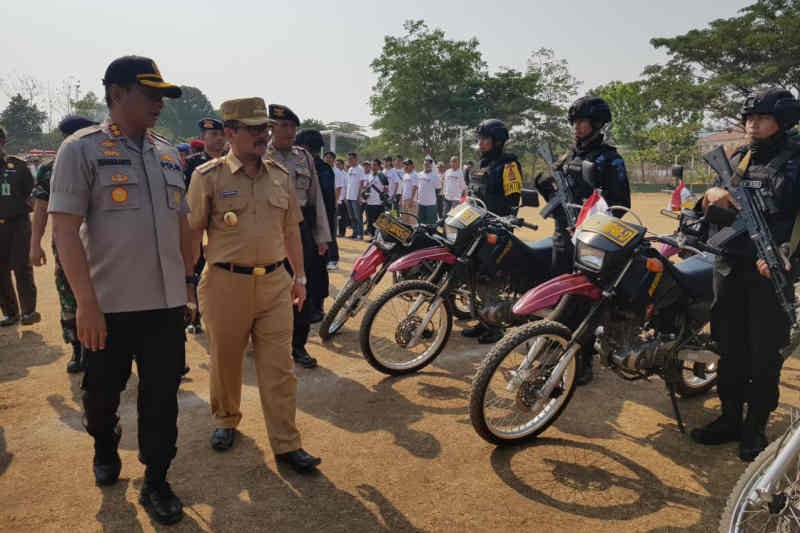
[82,307,185,472]
[365,205,382,236]
[712,262,788,418]
[0,215,36,317]
[287,214,319,349]
[336,203,350,237]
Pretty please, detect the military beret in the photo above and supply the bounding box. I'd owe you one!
[295,129,324,151]
[58,114,98,136]
[190,139,205,151]
[269,104,300,126]
[176,142,191,153]
[198,117,223,131]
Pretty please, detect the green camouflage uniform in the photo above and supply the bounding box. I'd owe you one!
[32,161,77,344]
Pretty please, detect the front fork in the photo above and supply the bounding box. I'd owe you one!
[749,422,800,507]
[406,269,455,348]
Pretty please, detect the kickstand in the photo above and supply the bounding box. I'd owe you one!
[666,383,686,434]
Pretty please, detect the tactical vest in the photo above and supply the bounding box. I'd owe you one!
[560,145,607,203]
[469,159,509,215]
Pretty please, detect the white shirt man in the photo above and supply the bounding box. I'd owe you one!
[365,172,386,206]
[334,164,348,205]
[346,163,366,202]
[443,166,466,201]
[415,168,440,207]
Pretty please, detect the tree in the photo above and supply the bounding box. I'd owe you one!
[649,0,800,123]
[0,93,47,151]
[158,86,217,141]
[370,20,486,154]
[72,91,105,122]
[299,118,326,131]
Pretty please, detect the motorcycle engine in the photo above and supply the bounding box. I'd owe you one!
[595,317,679,374]
[473,274,523,327]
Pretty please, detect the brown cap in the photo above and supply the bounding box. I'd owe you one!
[220,97,272,126]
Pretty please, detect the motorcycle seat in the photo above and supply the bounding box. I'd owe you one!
[523,237,553,262]
[672,252,715,300]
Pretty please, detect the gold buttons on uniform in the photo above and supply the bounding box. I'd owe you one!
[223,211,238,226]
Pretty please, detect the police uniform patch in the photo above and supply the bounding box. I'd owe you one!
[103,149,121,157]
[173,189,182,205]
[111,174,129,183]
[111,187,128,203]
[160,154,176,162]
[502,162,523,196]
[99,140,117,148]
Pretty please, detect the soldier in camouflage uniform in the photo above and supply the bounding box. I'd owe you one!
[29,115,97,373]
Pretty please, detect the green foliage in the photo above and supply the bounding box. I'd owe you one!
[649,0,800,122]
[299,118,326,131]
[72,91,105,122]
[0,93,47,151]
[158,86,218,141]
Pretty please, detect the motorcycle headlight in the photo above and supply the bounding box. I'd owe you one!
[576,241,605,271]
[374,230,396,251]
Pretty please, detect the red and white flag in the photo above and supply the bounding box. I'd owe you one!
[575,190,609,229]
[669,182,693,211]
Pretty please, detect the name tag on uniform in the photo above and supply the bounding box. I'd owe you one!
[742,179,762,189]
[97,158,132,167]
[1,183,10,196]
[221,190,239,198]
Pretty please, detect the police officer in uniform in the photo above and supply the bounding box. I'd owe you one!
[295,129,335,321]
[267,105,331,368]
[49,56,192,524]
[29,114,97,372]
[182,118,226,335]
[0,126,40,327]
[187,97,321,472]
[691,88,800,462]
[461,119,523,344]
[535,96,631,385]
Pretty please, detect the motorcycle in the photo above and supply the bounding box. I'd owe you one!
[357,190,552,375]
[719,410,800,532]
[468,205,731,445]
[319,210,448,340]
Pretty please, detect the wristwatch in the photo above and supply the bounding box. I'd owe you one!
[294,275,307,286]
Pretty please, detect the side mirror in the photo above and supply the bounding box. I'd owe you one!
[671,165,684,180]
[581,161,597,187]
[706,204,737,227]
[521,188,539,208]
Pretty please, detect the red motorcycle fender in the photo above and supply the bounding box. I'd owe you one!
[387,246,457,273]
[512,273,602,317]
[351,245,386,282]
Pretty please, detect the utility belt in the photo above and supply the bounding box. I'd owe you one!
[214,260,284,276]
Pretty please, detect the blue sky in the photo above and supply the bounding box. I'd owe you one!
[2,0,751,129]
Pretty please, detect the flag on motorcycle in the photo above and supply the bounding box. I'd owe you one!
[669,182,694,211]
[573,190,610,244]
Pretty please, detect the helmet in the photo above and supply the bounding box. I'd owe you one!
[476,119,509,145]
[568,96,612,126]
[295,129,325,151]
[741,88,800,131]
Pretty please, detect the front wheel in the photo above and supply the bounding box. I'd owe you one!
[319,278,371,341]
[469,320,577,445]
[719,429,800,532]
[359,280,452,375]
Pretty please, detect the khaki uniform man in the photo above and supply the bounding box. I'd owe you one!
[187,97,321,472]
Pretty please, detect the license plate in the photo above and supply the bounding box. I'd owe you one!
[579,214,639,247]
[375,213,412,243]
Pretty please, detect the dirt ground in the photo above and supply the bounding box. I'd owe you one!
[2,193,799,532]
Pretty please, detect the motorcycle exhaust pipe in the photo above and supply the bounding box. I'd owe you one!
[676,349,719,365]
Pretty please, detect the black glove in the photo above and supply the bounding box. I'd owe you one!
[534,173,557,202]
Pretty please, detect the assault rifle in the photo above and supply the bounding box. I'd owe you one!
[703,145,797,324]
[538,142,580,228]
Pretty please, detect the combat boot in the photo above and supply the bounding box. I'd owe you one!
[93,425,122,486]
[140,464,183,525]
[740,409,770,462]
[690,401,743,445]
[66,343,84,374]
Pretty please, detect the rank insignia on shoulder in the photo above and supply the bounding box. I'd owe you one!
[111,187,128,203]
[99,140,117,148]
[221,190,239,198]
[196,158,223,174]
[160,154,176,162]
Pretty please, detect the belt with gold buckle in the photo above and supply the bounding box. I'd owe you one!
[214,260,284,276]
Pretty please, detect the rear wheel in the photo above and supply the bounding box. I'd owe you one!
[675,326,718,398]
[469,320,577,445]
[359,280,452,375]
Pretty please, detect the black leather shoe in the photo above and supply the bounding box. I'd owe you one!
[140,480,183,525]
[575,360,594,387]
[309,309,324,324]
[690,415,741,445]
[93,426,122,486]
[275,448,321,473]
[0,315,19,327]
[66,343,84,374]
[461,323,486,338]
[210,428,235,451]
[20,312,41,325]
[292,347,318,368]
[477,328,503,344]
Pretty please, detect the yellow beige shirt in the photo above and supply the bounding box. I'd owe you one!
[186,151,303,265]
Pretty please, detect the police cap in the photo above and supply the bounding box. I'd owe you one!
[103,55,182,99]
[198,117,223,131]
[269,104,300,126]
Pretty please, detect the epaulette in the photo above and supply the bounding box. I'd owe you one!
[185,152,205,162]
[73,124,103,139]
[266,158,289,174]
[196,158,224,174]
